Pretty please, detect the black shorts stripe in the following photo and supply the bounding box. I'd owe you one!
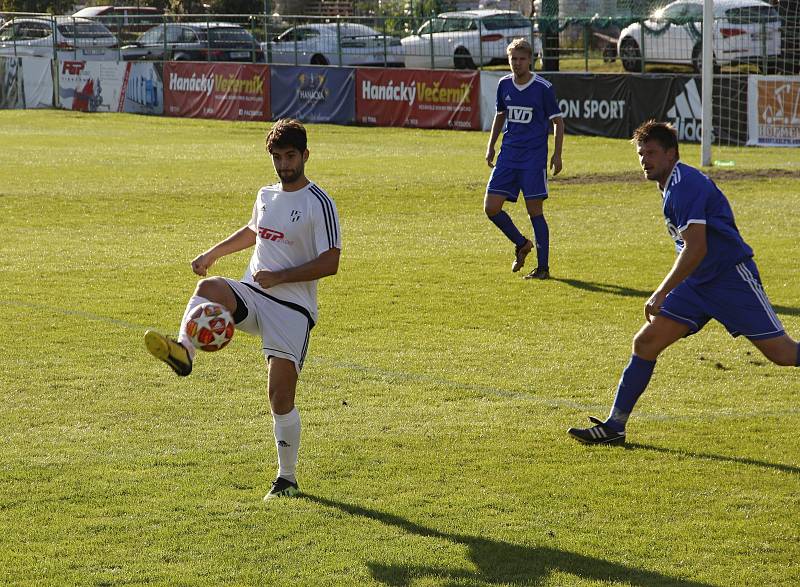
[299,322,310,369]
[309,184,338,248]
[242,283,315,328]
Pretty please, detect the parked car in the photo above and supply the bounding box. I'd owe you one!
[401,9,541,69]
[265,23,404,66]
[72,5,163,41]
[122,22,264,62]
[0,16,119,60]
[617,0,782,73]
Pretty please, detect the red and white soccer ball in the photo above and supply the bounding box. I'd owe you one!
[184,302,235,352]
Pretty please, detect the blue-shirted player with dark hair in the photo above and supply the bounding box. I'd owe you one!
[485,38,564,280]
[569,120,799,445]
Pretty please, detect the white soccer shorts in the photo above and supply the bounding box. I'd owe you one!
[223,278,313,374]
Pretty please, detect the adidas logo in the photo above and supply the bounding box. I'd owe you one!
[666,78,709,143]
[277,440,290,447]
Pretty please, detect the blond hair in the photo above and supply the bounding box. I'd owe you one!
[506,38,533,58]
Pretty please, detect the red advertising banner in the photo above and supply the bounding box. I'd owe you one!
[356,68,479,130]
[164,62,269,121]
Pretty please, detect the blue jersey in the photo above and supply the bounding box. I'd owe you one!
[662,162,753,284]
[495,74,561,170]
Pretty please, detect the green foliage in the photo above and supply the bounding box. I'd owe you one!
[0,111,798,585]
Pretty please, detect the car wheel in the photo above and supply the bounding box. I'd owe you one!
[620,38,641,72]
[310,53,328,66]
[692,43,720,74]
[453,47,476,70]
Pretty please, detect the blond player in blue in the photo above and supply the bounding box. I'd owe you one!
[569,120,799,445]
[485,38,564,280]
[144,119,341,499]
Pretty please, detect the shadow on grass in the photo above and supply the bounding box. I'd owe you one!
[625,443,800,475]
[553,279,800,317]
[302,494,714,586]
[552,278,649,299]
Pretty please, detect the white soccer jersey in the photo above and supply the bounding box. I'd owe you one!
[244,181,341,323]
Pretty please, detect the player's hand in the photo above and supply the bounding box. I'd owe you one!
[550,154,563,176]
[253,270,284,289]
[486,146,495,168]
[191,253,215,277]
[644,290,667,323]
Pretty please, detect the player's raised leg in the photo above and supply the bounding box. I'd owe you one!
[568,316,689,445]
[264,357,301,500]
[144,277,238,376]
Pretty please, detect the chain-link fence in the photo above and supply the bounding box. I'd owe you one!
[1,9,797,73]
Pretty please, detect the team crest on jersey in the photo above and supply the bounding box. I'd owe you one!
[507,106,533,123]
[290,210,301,222]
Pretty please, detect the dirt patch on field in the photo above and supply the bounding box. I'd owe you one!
[557,168,798,185]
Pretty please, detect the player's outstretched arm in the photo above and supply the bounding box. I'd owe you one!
[191,225,257,276]
[645,223,707,322]
[253,247,340,289]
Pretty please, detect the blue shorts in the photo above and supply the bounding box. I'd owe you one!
[660,259,785,340]
[486,165,548,202]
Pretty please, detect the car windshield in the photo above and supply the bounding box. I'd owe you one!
[481,14,531,30]
[209,27,256,43]
[724,5,780,24]
[58,21,114,38]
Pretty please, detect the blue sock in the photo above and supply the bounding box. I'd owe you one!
[530,214,549,269]
[605,354,657,432]
[488,211,527,247]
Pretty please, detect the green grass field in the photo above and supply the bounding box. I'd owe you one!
[1,110,798,586]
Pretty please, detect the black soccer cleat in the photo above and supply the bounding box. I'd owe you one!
[264,476,300,501]
[568,416,626,445]
[512,239,533,272]
[144,330,192,377]
[524,267,550,280]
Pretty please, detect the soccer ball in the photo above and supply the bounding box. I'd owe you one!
[184,302,235,352]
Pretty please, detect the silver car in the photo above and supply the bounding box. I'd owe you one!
[265,23,403,67]
[401,9,541,70]
[0,16,119,60]
[617,0,781,72]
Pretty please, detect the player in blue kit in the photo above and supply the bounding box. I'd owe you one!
[485,38,564,279]
[569,120,799,445]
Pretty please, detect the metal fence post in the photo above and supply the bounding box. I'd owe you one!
[293,16,298,66]
[337,17,342,66]
[382,17,388,67]
[429,14,435,70]
[639,19,646,73]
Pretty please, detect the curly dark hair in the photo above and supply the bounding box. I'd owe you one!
[266,119,307,154]
[631,120,680,158]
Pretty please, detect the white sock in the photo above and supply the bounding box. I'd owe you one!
[177,295,209,360]
[273,408,301,482]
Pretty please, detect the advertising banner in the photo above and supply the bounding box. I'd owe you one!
[480,71,504,131]
[0,57,23,109]
[164,62,269,121]
[58,59,127,112]
[123,62,164,115]
[547,74,629,139]
[356,68,480,130]
[21,57,54,109]
[747,75,800,146]
[271,65,354,124]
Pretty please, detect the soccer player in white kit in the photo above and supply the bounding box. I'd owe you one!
[144,119,341,500]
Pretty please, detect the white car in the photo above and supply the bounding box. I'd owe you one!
[264,23,403,67]
[0,16,119,61]
[617,0,781,73]
[401,9,541,70]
